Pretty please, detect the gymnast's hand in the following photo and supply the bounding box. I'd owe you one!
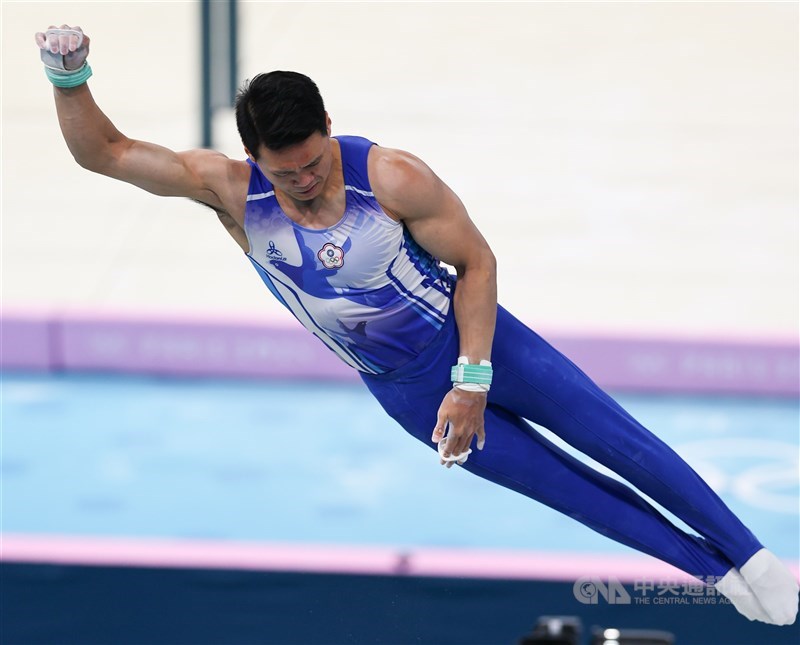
[432,388,487,468]
[35,25,90,70]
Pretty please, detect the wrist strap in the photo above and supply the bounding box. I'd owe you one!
[45,62,93,88]
[454,382,490,393]
[451,355,493,391]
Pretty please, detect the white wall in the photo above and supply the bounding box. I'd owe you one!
[3,1,797,337]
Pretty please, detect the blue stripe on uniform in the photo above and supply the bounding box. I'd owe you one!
[251,259,378,374]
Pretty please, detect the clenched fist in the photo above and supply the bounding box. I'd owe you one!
[35,25,90,71]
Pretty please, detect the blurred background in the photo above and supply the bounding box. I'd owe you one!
[2,1,798,644]
[3,0,798,334]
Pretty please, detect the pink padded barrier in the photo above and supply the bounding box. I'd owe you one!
[3,533,798,583]
[1,311,797,395]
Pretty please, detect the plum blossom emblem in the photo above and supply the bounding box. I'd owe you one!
[317,242,345,269]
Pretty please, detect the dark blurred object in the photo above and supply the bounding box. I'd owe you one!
[516,617,676,645]
[590,626,675,645]
[518,615,582,644]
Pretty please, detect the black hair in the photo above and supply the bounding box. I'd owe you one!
[235,71,327,155]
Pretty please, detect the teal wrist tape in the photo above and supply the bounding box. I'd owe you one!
[450,363,493,385]
[45,62,93,88]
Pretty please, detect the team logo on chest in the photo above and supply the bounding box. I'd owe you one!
[317,242,345,269]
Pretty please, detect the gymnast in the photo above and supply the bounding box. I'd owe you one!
[35,25,798,625]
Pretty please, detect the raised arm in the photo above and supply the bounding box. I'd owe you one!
[34,26,233,211]
[369,146,498,466]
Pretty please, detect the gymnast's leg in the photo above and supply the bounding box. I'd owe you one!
[487,305,797,624]
[365,371,770,622]
[488,306,761,570]
[362,310,745,577]
[363,304,796,623]
[471,406,738,578]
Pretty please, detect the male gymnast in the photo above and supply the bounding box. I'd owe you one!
[35,25,798,626]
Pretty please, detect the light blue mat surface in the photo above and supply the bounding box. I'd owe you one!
[3,373,798,560]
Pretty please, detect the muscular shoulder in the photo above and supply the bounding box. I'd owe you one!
[367,146,445,222]
[183,149,251,215]
[183,149,250,193]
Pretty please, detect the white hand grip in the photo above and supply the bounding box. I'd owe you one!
[40,29,87,71]
[438,438,472,465]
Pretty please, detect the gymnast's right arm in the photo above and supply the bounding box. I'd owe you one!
[34,25,232,210]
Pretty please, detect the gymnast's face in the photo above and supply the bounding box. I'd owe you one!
[253,117,334,203]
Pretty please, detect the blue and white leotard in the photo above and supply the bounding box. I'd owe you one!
[244,135,453,374]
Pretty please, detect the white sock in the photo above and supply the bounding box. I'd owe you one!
[739,548,799,626]
[715,568,772,623]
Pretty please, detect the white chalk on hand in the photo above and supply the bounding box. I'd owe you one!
[438,438,472,466]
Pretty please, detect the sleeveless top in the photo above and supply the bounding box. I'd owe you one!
[243,135,454,374]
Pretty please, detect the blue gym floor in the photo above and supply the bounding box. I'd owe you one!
[2,372,798,561]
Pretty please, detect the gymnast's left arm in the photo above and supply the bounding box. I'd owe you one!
[369,146,497,466]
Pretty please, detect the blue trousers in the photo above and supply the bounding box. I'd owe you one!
[361,305,763,578]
